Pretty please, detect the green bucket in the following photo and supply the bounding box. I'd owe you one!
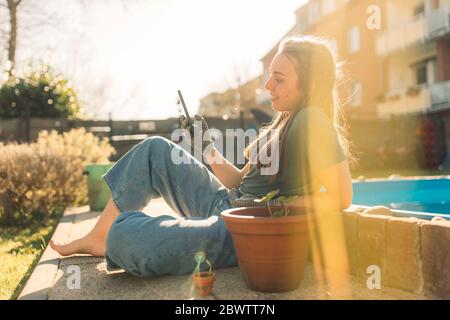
[84,163,114,211]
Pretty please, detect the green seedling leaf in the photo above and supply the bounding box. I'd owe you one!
[255,189,280,203]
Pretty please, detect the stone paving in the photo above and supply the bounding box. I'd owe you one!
[19,199,429,300]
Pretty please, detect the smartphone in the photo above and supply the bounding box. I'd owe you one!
[177,90,191,122]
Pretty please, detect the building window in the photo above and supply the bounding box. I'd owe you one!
[415,62,428,85]
[413,3,425,18]
[412,59,437,85]
[350,81,362,107]
[347,27,360,53]
[322,0,336,15]
[430,59,437,84]
[308,1,320,25]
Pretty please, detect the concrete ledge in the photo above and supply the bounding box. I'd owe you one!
[386,217,423,293]
[342,208,450,299]
[18,206,90,300]
[47,257,426,300]
[421,220,450,298]
[18,200,443,300]
[357,213,387,279]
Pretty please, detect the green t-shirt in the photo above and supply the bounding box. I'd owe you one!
[238,107,347,197]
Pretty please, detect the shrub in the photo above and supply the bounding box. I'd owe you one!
[0,128,115,226]
[0,64,82,119]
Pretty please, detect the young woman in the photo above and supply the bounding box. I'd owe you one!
[50,34,353,277]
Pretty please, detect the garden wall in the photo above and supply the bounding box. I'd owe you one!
[341,207,450,299]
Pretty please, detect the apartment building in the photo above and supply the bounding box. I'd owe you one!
[259,0,386,119]
[196,0,450,167]
[198,76,264,119]
[377,0,450,118]
[202,0,450,123]
[198,91,236,118]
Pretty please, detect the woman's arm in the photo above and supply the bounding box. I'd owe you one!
[181,115,250,189]
[289,160,353,212]
[205,148,251,189]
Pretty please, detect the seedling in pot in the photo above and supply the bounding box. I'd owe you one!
[254,189,299,217]
[192,251,215,296]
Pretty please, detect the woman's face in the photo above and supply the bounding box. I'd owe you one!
[265,53,302,113]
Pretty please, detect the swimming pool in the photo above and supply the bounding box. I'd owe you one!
[352,177,450,221]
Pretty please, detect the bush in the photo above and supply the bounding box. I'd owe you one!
[0,128,116,226]
[0,64,82,119]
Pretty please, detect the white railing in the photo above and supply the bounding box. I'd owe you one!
[430,81,450,111]
[377,85,431,118]
[427,7,450,39]
[377,16,428,56]
[377,8,450,56]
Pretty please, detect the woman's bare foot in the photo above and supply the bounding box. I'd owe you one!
[50,233,106,257]
[49,199,121,257]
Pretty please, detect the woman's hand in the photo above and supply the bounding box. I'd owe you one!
[179,114,215,155]
[178,114,250,188]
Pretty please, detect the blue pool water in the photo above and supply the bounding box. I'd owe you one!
[352,178,450,221]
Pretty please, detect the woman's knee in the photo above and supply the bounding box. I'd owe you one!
[141,136,176,163]
[142,136,173,153]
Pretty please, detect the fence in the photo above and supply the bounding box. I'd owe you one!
[0,117,259,165]
[348,115,424,171]
[0,113,447,170]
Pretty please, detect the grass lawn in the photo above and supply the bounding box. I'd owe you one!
[0,215,61,300]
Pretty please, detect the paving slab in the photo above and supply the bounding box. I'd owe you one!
[50,260,211,300]
[48,257,426,300]
[18,206,89,300]
[20,198,430,300]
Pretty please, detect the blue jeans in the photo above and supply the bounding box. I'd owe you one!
[102,136,237,277]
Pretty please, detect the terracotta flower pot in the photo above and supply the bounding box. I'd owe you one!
[192,271,215,296]
[221,206,314,293]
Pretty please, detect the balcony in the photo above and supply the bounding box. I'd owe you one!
[377,85,431,118]
[378,81,450,117]
[427,7,450,39]
[377,16,428,56]
[430,81,450,112]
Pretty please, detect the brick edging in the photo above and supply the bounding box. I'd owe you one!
[342,206,450,299]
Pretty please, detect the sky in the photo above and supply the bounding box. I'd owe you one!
[9,0,306,120]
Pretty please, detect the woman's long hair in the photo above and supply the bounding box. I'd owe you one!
[243,34,353,183]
